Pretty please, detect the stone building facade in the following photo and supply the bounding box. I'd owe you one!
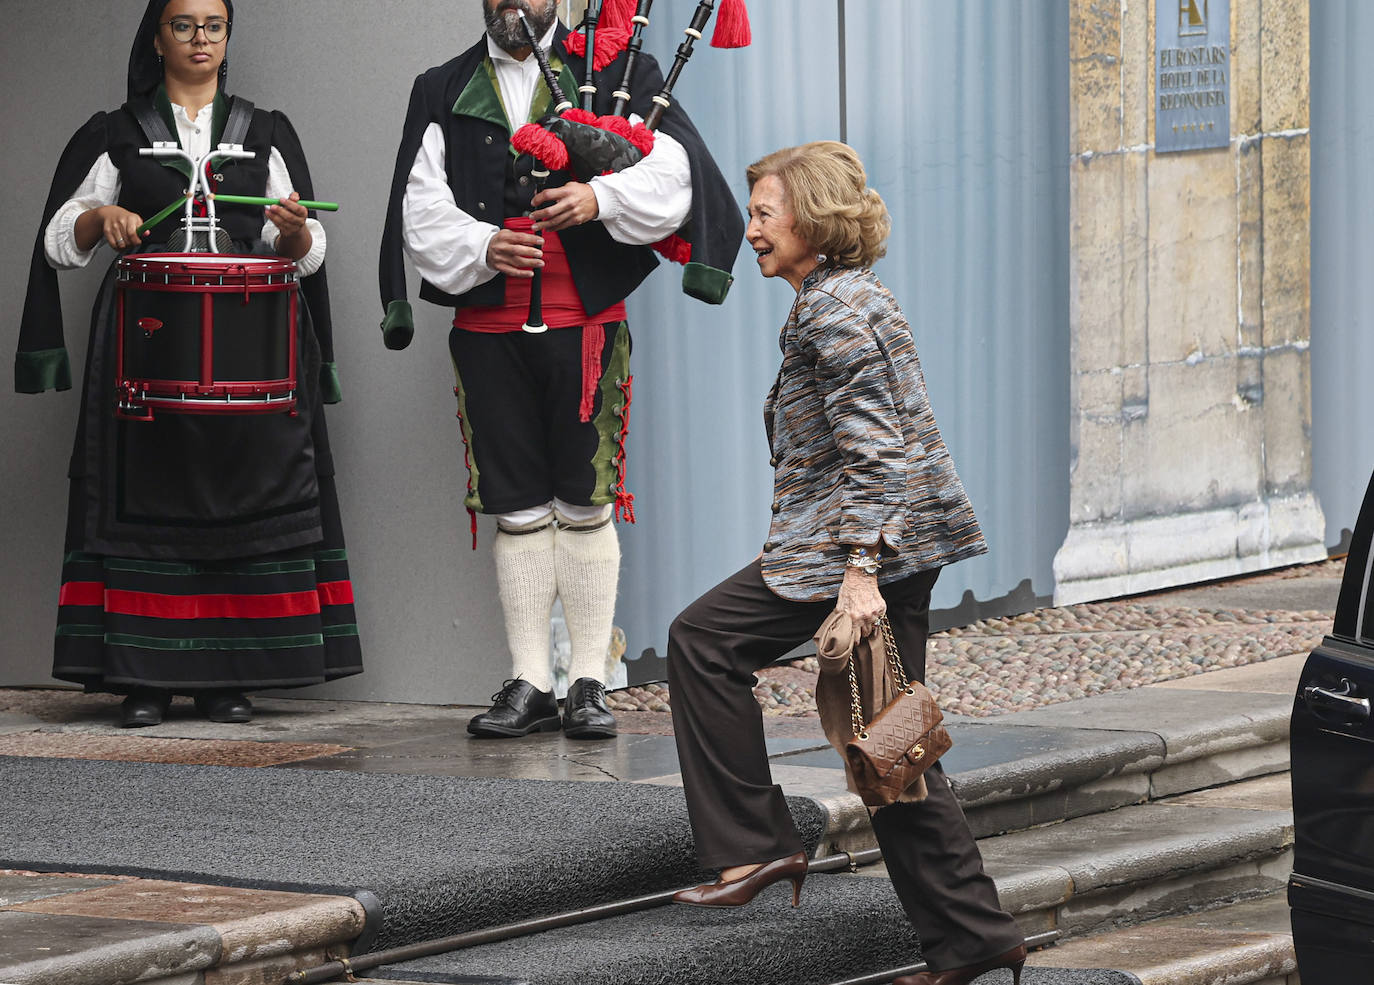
[1054,0,1325,604]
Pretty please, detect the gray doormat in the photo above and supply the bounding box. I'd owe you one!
[371,877,1140,985]
[0,757,824,951]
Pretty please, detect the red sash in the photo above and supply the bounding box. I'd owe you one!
[453,217,627,333]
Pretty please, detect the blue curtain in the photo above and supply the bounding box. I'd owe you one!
[1310,1,1374,545]
[618,0,1070,674]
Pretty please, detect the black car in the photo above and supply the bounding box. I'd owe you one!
[1291,470,1374,979]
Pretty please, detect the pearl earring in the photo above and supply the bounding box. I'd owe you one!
[816,253,828,264]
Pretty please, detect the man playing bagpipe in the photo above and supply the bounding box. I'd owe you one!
[379,0,748,738]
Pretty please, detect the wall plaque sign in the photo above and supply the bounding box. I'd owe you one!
[1155,0,1231,152]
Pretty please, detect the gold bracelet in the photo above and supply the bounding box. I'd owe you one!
[845,547,881,575]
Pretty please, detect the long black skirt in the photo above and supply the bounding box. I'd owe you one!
[52,473,361,693]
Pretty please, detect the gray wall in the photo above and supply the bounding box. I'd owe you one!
[0,0,505,702]
[1311,1,1374,545]
[2,0,1070,702]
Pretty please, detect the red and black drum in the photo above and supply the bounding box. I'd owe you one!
[114,253,299,421]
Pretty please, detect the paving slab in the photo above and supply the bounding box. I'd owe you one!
[1153,652,1307,694]
[283,731,685,783]
[1152,576,1342,612]
[0,910,219,985]
[0,710,44,736]
[0,732,350,767]
[0,874,123,906]
[1163,773,1292,812]
[995,688,1292,765]
[1026,894,1296,985]
[9,880,366,965]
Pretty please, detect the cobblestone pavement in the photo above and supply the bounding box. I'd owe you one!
[607,559,1343,720]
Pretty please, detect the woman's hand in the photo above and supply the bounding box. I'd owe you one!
[76,205,146,252]
[837,566,886,636]
[267,192,312,260]
[531,183,599,232]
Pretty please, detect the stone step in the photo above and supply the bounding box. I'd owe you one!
[990,777,1293,939]
[0,874,365,985]
[835,774,1294,941]
[784,687,1293,855]
[1024,893,1297,985]
[361,775,1295,985]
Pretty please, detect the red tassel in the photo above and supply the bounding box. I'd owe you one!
[613,376,635,524]
[710,0,751,48]
[563,0,635,69]
[615,490,636,524]
[597,114,633,139]
[563,107,599,126]
[579,323,606,423]
[562,22,632,69]
[651,234,692,265]
[598,0,638,32]
[469,508,478,550]
[511,123,570,171]
[625,121,655,156]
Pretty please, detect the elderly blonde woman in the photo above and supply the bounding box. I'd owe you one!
[667,142,1026,985]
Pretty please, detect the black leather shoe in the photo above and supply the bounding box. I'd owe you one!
[562,678,617,739]
[467,679,561,738]
[120,689,170,728]
[194,690,253,723]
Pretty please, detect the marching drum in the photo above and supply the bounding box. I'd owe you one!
[115,253,299,421]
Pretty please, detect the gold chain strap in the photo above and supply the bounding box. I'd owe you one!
[849,615,911,741]
[880,616,911,689]
[848,652,867,739]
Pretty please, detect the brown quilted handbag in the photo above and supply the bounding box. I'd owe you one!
[844,616,953,807]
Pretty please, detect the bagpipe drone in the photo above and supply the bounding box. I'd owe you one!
[511,0,751,332]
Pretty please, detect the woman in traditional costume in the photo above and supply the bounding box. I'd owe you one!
[14,0,361,727]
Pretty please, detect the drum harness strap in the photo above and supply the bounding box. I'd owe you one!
[131,96,257,228]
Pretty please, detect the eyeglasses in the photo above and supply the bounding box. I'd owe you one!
[161,17,231,43]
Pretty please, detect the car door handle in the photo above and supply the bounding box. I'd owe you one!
[1305,679,1372,725]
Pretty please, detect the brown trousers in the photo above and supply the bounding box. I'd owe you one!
[666,560,1024,970]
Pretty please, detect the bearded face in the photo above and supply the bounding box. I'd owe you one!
[483,0,559,53]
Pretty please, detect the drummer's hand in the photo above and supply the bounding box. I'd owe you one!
[531,183,599,232]
[837,566,886,638]
[85,205,146,252]
[486,228,543,279]
[267,193,313,260]
[266,192,309,237]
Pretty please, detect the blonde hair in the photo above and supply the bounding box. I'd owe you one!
[746,141,890,269]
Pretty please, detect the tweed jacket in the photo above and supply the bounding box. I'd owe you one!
[760,266,987,602]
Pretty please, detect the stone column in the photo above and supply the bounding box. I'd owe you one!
[1054,0,1323,605]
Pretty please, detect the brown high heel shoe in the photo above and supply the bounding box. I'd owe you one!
[894,943,1027,985]
[672,851,808,908]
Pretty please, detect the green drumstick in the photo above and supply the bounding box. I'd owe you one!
[213,194,340,212]
[135,196,190,236]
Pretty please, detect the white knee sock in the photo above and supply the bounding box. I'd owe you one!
[493,518,557,692]
[554,507,620,685]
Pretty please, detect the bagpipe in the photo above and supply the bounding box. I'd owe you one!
[511,0,750,332]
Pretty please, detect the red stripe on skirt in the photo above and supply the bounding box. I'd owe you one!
[59,582,106,607]
[104,589,323,620]
[316,581,355,606]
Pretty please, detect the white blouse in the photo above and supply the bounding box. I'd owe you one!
[44,100,327,276]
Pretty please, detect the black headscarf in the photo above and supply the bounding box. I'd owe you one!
[127,0,235,101]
